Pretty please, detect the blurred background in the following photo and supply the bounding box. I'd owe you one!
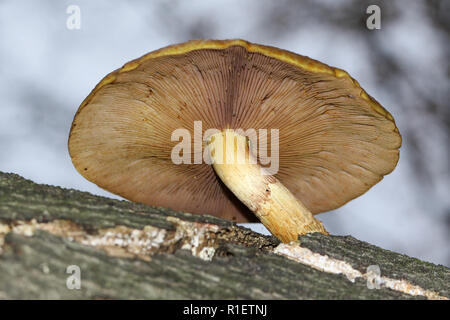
[0,0,448,266]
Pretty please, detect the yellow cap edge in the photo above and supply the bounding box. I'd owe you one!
[77,39,397,126]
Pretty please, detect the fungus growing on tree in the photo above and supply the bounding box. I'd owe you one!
[69,39,401,242]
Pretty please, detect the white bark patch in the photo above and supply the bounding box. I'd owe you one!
[36,219,168,261]
[275,242,362,282]
[166,216,220,261]
[274,242,448,300]
[1,220,40,254]
[0,218,221,262]
[0,223,12,254]
[77,225,168,260]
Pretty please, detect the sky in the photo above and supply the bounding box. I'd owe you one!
[0,0,448,266]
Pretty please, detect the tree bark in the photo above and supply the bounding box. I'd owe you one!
[0,172,448,299]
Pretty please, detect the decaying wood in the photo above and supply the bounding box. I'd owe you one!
[0,172,448,299]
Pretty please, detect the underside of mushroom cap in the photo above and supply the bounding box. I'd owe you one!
[69,39,401,223]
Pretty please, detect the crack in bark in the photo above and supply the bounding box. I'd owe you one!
[0,217,276,262]
[0,218,221,261]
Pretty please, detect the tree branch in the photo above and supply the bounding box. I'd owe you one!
[0,172,448,299]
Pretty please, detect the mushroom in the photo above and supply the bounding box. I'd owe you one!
[69,39,401,243]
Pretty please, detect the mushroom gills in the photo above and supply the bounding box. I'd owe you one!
[206,130,328,243]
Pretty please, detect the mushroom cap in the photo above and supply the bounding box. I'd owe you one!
[69,39,401,223]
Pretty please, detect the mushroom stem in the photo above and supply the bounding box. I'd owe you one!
[206,130,328,243]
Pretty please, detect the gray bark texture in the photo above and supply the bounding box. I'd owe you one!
[0,171,448,300]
